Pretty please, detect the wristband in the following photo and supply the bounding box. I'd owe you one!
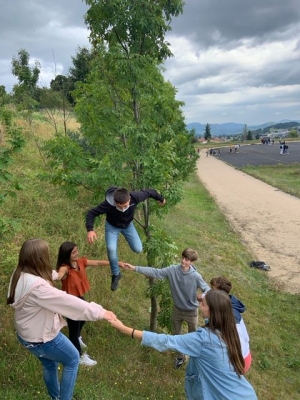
[131,328,135,339]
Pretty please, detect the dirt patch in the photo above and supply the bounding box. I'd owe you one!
[197,150,300,294]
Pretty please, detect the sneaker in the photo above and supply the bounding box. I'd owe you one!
[79,353,97,367]
[79,336,87,350]
[174,356,186,369]
[111,273,122,291]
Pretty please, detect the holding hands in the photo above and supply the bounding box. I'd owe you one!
[121,263,136,271]
[197,293,204,303]
[108,318,142,340]
[108,318,125,330]
[103,310,118,321]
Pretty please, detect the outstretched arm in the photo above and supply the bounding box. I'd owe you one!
[53,266,68,281]
[109,318,204,358]
[86,259,110,267]
[108,319,143,340]
[86,259,125,268]
[130,189,165,205]
[85,202,108,234]
[127,264,171,279]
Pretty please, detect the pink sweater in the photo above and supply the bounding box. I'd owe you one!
[9,272,107,343]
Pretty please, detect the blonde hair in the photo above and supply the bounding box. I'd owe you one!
[7,239,53,304]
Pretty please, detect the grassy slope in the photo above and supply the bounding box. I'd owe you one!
[0,115,299,399]
[241,163,300,198]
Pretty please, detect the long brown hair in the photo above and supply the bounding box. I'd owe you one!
[7,239,53,305]
[205,290,245,376]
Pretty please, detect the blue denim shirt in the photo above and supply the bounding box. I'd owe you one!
[142,328,257,400]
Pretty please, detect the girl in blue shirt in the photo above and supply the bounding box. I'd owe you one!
[108,289,257,400]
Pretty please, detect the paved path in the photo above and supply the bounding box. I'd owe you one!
[212,142,300,168]
[196,150,300,294]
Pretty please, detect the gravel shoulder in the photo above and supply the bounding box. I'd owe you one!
[197,150,300,294]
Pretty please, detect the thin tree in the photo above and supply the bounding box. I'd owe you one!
[247,130,253,141]
[11,49,40,107]
[242,124,248,141]
[43,0,196,331]
[204,123,211,141]
[0,107,26,235]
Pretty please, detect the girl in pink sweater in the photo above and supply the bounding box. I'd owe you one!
[7,239,117,400]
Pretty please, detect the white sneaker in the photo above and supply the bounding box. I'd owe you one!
[79,336,87,349]
[79,353,97,366]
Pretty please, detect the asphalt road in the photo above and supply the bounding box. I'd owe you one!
[211,142,300,168]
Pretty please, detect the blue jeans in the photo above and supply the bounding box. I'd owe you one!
[105,220,143,275]
[18,332,80,400]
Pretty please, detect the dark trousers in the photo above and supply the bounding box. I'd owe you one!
[66,318,85,355]
[66,295,85,355]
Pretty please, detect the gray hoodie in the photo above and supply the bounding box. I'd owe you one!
[135,264,210,311]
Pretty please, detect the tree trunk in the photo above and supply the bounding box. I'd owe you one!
[149,277,158,332]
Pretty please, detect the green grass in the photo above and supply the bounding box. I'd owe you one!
[241,163,300,198]
[0,116,299,399]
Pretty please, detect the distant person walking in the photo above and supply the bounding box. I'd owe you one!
[279,143,284,155]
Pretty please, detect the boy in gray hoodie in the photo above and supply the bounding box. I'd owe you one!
[123,248,210,369]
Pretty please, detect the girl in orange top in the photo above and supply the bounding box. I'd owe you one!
[56,241,124,367]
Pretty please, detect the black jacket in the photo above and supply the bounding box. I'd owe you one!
[85,186,165,230]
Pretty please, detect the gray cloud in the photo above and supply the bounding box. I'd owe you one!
[164,0,300,123]
[0,0,299,125]
[0,0,89,90]
[170,0,300,48]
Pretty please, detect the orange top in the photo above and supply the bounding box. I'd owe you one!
[61,257,90,297]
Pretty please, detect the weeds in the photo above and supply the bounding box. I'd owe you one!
[0,115,299,399]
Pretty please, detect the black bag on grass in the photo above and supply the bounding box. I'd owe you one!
[249,261,271,271]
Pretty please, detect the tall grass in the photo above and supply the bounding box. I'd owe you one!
[0,115,299,399]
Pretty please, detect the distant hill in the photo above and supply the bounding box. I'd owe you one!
[262,121,300,133]
[188,120,300,136]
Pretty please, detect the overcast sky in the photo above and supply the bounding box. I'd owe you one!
[1,0,300,125]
